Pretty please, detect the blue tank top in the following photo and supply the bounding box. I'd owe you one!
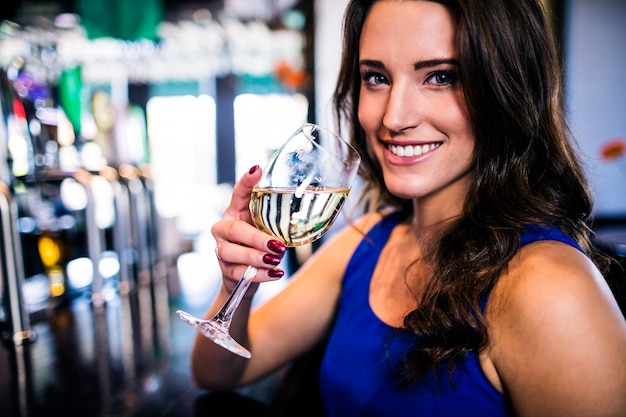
[319,211,584,417]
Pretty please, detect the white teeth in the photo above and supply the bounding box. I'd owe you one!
[388,142,440,157]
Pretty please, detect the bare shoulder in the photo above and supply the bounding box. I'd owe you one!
[306,210,384,268]
[486,240,626,417]
[490,240,622,325]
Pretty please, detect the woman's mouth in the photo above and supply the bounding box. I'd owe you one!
[387,142,441,157]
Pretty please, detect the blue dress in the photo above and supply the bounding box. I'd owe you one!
[319,211,584,417]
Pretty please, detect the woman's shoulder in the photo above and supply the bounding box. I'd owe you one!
[497,239,605,309]
[330,207,399,241]
[489,239,614,329]
[485,240,626,415]
[306,209,396,273]
[316,210,382,254]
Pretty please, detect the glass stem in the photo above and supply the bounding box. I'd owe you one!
[212,266,258,329]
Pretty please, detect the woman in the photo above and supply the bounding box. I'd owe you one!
[191,1,626,416]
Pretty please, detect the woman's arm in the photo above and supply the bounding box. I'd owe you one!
[190,166,376,389]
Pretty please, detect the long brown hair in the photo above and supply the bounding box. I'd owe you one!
[334,0,604,383]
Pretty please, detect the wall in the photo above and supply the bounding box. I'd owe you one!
[564,0,626,218]
[314,0,349,131]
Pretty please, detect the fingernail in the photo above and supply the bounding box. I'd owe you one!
[268,269,284,278]
[263,254,281,266]
[249,165,260,174]
[267,240,286,254]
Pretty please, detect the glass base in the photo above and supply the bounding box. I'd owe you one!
[176,310,252,359]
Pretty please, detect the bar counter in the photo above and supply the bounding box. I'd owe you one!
[0,287,276,417]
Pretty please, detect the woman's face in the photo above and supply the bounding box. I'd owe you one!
[358,0,475,212]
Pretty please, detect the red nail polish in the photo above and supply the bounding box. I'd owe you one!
[267,240,286,254]
[263,254,281,266]
[268,269,284,278]
[249,165,260,174]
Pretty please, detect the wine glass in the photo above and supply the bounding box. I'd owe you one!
[176,123,360,358]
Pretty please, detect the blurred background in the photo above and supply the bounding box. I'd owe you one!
[0,0,624,416]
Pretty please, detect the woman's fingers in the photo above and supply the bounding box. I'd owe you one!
[212,164,287,284]
[215,238,285,289]
[212,217,270,255]
[222,262,285,288]
[213,236,284,270]
[223,165,261,222]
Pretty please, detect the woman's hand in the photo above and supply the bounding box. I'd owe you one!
[211,165,287,295]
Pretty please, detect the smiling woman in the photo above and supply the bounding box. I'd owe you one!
[189,1,626,416]
[356,1,474,206]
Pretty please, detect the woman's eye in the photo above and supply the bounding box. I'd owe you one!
[362,71,388,87]
[426,70,458,86]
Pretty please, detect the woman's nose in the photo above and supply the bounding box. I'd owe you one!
[382,82,422,132]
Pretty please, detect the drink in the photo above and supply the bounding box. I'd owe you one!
[250,186,349,246]
[177,123,359,359]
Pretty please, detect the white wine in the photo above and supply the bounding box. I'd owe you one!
[250,186,349,247]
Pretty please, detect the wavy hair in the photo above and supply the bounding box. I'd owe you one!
[333,0,606,383]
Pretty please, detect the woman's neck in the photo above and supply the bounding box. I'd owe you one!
[410,195,465,235]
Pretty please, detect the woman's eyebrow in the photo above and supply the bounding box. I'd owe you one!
[359,58,459,70]
[413,58,459,71]
[359,59,385,69]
